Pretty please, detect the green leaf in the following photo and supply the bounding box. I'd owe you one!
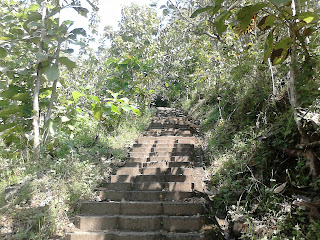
[61,116,70,122]
[111,104,120,114]
[59,57,76,71]
[27,12,42,22]
[0,106,22,117]
[28,3,40,12]
[130,106,141,116]
[73,7,89,17]
[121,97,130,104]
[39,90,52,99]
[44,65,60,81]
[274,37,293,49]
[36,52,48,61]
[92,105,102,120]
[89,95,100,103]
[163,9,169,16]
[121,105,131,112]
[72,91,82,102]
[269,0,291,6]
[191,6,214,18]
[236,3,267,30]
[0,47,8,58]
[263,30,274,62]
[11,92,29,101]
[1,86,20,99]
[271,48,289,65]
[297,12,319,24]
[106,57,118,65]
[70,28,87,37]
[215,11,232,35]
[270,37,293,65]
[258,15,276,31]
[62,49,74,54]
[0,122,15,132]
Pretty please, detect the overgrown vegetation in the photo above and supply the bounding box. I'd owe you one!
[0,109,153,239]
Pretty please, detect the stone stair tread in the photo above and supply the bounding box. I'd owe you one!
[100,182,194,191]
[79,201,204,216]
[66,230,205,240]
[76,215,205,231]
[96,189,196,201]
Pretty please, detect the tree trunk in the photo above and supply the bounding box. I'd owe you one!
[289,22,319,179]
[32,1,47,159]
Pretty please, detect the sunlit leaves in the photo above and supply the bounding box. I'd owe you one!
[297,12,319,24]
[191,6,215,18]
[263,30,274,62]
[258,15,276,31]
[269,0,291,6]
[190,0,224,18]
[215,11,231,35]
[0,47,8,58]
[270,37,293,65]
[44,64,60,81]
[70,28,87,37]
[72,91,82,103]
[59,57,76,71]
[72,7,89,17]
[92,104,102,120]
[236,3,267,30]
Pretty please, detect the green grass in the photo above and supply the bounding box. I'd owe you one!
[0,108,154,239]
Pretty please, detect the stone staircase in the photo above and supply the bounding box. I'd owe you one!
[66,107,207,240]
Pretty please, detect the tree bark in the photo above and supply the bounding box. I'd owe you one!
[32,1,47,159]
[288,22,319,178]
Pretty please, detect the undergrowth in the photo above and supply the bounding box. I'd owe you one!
[0,109,154,239]
[180,79,320,239]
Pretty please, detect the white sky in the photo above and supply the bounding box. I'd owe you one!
[62,0,165,33]
[60,0,166,52]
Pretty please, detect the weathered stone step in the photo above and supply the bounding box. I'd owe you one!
[144,132,193,137]
[100,182,194,191]
[130,147,193,153]
[115,167,199,175]
[127,156,194,162]
[136,136,195,144]
[148,124,191,129]
[129,151,193,158]
[66,231,205,240]
[132,143,194,149]
[110,174,194,183]
[124,161,197,168]
[80,201,204,216]
[75,215,204,232]
[96,190,195,201]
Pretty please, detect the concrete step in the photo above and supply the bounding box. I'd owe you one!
[136,137,195,144]
[124,161,197,168]
[80,201,204,216]
[129,152,194,158]
[66,231,206,240]
[110,174,194,183]
[96,190,195,201]
[100,182,194,191]
[130,146,193,153]
[115,167,200,175]
[132,142,194,149]
[75,215,204,232]
[144,133,193,137]
[127,156,194,162]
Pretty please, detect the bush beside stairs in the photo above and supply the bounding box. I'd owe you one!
[66,107,209,240]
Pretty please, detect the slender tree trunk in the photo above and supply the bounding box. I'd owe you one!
[32,1,47,159]
[289,22,319,178]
